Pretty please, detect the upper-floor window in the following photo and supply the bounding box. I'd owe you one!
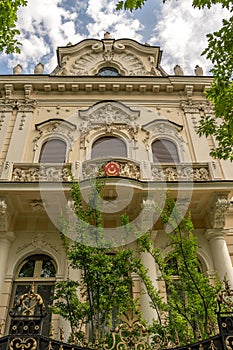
[91,136,127,158]
[9,255,56,337]
[97,67,120,76]
[152,139,179,163]
[39,139,67,163]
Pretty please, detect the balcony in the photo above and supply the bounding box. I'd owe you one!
[0,158,220,183]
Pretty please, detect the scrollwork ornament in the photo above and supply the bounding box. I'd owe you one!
[226,336,233,350]
[9,337,37,350]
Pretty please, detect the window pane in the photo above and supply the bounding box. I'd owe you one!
[39,139,66,163]
[97,67,120,76]
[41,259,56,277]
[152,139,179,163]
[18,260,35,277]
[92,137,127,158]
[37,284,54,336]
[11,284,31,316]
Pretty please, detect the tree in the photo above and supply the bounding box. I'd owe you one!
[137,197,221,346]
[51,177,141,346]
[52,173,221,347]
[117,0,233,161]
[0,0,27,54]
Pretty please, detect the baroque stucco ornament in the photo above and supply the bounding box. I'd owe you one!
[79,101,140,149]
[52,38,164,76]
[208,194,230,229]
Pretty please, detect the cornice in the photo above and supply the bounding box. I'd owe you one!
[0,75,213,96]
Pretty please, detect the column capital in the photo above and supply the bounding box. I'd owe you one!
[207,193,230,229]
[204,228,230,241]
[0,231,15,242]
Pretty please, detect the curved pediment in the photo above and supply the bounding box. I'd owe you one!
[78,101,140,139]
[51,35,166,76]
[78,101,140,124]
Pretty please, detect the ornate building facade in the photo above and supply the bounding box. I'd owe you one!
[0,34,233,340]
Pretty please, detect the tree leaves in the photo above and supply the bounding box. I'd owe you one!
[0,0,27,54]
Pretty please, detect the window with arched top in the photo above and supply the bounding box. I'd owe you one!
[152,139,179,163]
[9,255,56,336]
[97,67,120,76]
[91,136,127,159]
[39,139,67,163]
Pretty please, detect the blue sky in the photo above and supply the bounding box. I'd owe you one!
[0,0,230,75]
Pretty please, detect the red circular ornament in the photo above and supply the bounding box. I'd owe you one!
[104,162,120,176]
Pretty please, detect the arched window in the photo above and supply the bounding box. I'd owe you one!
[91,136,127,158]
[39,139,67,163]
[152,139,179,163]
[97,67,120,76]
[10,255,56,336]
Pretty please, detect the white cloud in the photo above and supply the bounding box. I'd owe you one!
[86,0,143,42]
[149,0,231,75]
[7,0,85,73]
[0,0,230,75]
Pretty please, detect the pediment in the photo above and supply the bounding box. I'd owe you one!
[51,36,165,76]
[78,101,140,138]
[143,119,183,135]
[78,101,140,124]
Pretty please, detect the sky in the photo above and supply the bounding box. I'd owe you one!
[0,0,231,75]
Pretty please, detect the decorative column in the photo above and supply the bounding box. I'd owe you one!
[140,199,158,323]
[140,243,159,323]
[0,199,15,297]
[205,193,233,286]
[205,229,233,286]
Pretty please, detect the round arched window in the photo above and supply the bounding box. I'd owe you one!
[97,67,120,76]
[152,139,179,163]
[10,255,56,336]
[92,136,127,158]
[39,139,67,163]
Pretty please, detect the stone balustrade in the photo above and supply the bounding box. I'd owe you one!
[0,160,211,182]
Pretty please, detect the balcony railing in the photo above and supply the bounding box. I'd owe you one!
[0,159,215,182]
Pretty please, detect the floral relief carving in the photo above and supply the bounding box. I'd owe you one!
[79,102,140,147]
[79,102,140,123]
[33,119,76,154]
[0,198,8,232]
[208,194,231,229]
[16,233,60,254]
[12,165,72,182]
[151,164,210,181]
[181,101,214,115]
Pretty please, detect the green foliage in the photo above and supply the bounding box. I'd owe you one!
[53,177,141,346]
[53,176,221,346]
[51,280,89,345]
[138,197,221,345]
[197,15,233,160]
[0,0,27,54]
